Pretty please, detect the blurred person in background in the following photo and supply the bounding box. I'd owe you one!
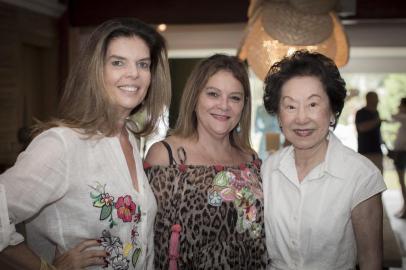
[355,91,384,173]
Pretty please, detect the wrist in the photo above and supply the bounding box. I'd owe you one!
[40,257,58,270]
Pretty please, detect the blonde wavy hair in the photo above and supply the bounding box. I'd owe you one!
[38,18,171,138]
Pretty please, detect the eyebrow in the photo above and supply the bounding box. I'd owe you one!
[308,94,322,99]
[107,55,126,60]
[281,94,322,101]
[106,55,151,62]
[204,86,244,95]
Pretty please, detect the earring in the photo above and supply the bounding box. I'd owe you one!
[236,123,241,133]
[330,117,336,126]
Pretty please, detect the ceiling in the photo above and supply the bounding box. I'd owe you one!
[65,0,406,27]
[61,0,406,73]
[2,0,404,72]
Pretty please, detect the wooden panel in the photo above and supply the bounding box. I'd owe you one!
[0,2,60,167]
[68,0,249,26]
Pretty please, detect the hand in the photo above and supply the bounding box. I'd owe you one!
[53,239,108,270]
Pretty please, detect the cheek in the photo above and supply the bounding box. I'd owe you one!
[103,67,119,86]
[145,72,152,85]
[318,109,334,127]
[278,112,292,127]
[234,104,244,118]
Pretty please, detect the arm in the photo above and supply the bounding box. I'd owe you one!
[355,117,381,133]
[392,112,406,122]
[0,243,41,270]
[145,141,170,166]
[0,236,108,270]
[351,193,383,270]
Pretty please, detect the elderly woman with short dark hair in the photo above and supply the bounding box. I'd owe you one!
[262,51,386,270]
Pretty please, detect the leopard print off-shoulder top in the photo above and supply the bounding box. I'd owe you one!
[144,141,270,270]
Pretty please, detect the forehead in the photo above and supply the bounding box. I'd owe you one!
[281,76,327,99]
[204,70,244,93]
[105,35,150,58]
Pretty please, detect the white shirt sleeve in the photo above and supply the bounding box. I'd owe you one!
[0,184,24,251]
[0,129,70,250]
[351,169,386,210]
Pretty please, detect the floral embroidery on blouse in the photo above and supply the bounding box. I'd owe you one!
[90,183,118,228]
[89,182,143,269]
[208,167,263,238]
[100,230,130,269]
[115,195,137,222]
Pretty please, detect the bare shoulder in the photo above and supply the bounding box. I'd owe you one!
[145,141,170,166]
[241,148,258,163]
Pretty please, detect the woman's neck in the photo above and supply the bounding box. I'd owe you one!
[191,131,241,165]
[294,137,328,182]
[115,116,128,137]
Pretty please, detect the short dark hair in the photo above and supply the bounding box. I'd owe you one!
[263,50,347,128]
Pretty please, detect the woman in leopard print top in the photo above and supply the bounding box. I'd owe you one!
[144,54,269,269]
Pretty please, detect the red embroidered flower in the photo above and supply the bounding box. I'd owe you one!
[115,195,136,222]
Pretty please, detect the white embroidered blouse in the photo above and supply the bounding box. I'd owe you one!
[0,127,157,270]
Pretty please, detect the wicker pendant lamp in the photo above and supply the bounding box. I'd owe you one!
[238,0,349,80]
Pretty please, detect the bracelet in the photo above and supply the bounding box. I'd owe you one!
[40,257,58,270]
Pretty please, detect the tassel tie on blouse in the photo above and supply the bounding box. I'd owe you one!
[169,223,182,270]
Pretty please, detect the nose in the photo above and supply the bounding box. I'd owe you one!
[126,63,139,78]
[217,96,229,111]
[296,105,309,124]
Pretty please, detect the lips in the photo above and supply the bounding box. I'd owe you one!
[212,113,230,121]
[294,129,314,137]
[118,85,140,92]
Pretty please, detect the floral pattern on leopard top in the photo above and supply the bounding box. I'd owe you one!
[145,157,270,269]
[208,164,263,238]
[89,182,143,270]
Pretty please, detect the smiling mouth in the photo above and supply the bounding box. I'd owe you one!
[118,86,139,92]
[294,129,314,137]
[212,114,230,121]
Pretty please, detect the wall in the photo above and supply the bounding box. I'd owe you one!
[0,2,60,169]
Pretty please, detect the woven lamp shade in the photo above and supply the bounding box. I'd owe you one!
[261,1,333,45]
[290,0,338,15]
[239,11,349,81]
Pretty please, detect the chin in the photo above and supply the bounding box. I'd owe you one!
[293,144,317,150]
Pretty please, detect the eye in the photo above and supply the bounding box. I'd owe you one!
[229,95,243,103]
[111,60,124,66]
[137,61,151,70]
[310,102,319,107]
[207,91,219,97]
[286,105,295,110]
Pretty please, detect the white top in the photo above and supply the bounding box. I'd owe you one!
[0,127,157,270]
[393,112,406,150]
[262,132,386,270]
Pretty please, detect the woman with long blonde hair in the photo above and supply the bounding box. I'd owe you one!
[0,18,170,270]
